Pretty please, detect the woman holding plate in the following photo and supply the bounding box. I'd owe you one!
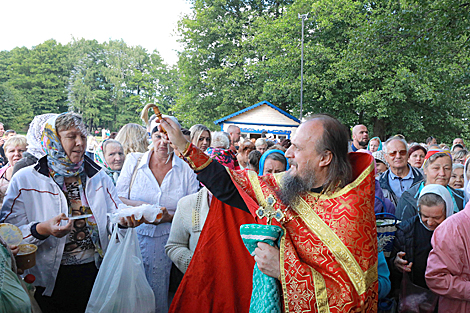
[0,113,143,313]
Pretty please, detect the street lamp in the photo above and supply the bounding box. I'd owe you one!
[298,13,308,121]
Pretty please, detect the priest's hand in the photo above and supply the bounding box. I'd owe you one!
[394,251,412,272]
[254,242,281,279]
[159,117,189,152]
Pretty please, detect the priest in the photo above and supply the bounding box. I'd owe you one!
[162,114,378,312]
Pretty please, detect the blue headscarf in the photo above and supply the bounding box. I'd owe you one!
[368,137,383,151]
[258,149,289,176]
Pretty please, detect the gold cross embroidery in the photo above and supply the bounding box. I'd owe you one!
[256,194,284,225]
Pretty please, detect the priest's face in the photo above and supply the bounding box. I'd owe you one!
[284,121,324,186]
[279,121,326,205]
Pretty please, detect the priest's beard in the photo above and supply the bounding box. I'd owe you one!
[278,167,317,207]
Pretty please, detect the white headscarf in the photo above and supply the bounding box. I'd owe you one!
[418,184,454,219]
[26,113,59,159]
[464,158,470,205]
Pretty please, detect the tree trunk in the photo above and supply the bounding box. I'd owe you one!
[373,117,386,140]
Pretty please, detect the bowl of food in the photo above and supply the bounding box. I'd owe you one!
[15,244,38,270]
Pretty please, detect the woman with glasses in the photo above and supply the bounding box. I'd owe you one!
[395,149,465,221]
[453,149,468,165]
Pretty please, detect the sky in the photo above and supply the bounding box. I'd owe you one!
[0,0,193,65]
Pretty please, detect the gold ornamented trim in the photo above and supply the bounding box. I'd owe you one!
[310,267,331,313]
[247,170,267,207]
[279,226,289,313]
[182,141,192,157]
[294,197,375,295]
[308,161,374,199]
[364,261,378,291]
[193,158,212,172]
[272,172,284,188]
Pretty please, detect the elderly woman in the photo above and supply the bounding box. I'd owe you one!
[165,187,212,274]
[115,123,148,156]
[372,150,388,177]
[465,158,470,204]
[0,135,27,184]
[396,149,464,220]
[449,163,464,190]
[407,144,427,169]
[425,201,470,312]
[12,114,58,176]
[0,113,142,313]
[94,139,125,185]
[116,116,198,313]
[258,149,289,175]
[368,137,382,152]
[189,124,211,152]
[453,149,468,165]
[237,140,256,169]
[206,131,239,170]
[390,184,453,296]
[0,135,27,204]
[255,138,268,154]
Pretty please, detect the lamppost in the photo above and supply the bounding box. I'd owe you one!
[298,13,308,121]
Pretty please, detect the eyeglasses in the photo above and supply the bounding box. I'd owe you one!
[387,150,407,158]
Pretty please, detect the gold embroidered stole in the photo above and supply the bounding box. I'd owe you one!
[244,163,378,312]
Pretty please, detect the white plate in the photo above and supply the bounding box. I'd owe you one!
[68,214,93,220]
[0,223,23,246]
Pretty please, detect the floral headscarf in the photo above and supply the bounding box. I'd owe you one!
[206,147,238,170]
[94,140,121,184]
[26,113,58,159]
[41,114,103,257]
[41,114,86,186]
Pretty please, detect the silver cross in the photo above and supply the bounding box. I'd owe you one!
[256,194,284,225]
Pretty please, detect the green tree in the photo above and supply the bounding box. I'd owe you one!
[174,0,294,129]
[6,40,71,117]
[67,39,114,131]
[68,39,174,131]
[0,83,33,131]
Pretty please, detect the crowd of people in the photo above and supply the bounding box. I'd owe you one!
[0,112,469,313]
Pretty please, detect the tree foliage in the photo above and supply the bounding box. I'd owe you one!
[0,0,468,143]
[175,0,470,141]
[1,39,175,132]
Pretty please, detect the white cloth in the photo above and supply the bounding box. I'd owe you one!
[165,187,211,273]
[418,184,454,218]
[464,158,469,205]
[26,113,58,159]
[116,151,198,313]
[0,164,121,296]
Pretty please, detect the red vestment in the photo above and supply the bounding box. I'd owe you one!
[171,145,378,312]
[169,197,255,313]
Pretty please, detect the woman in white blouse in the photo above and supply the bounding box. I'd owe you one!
[116,117,198,313]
